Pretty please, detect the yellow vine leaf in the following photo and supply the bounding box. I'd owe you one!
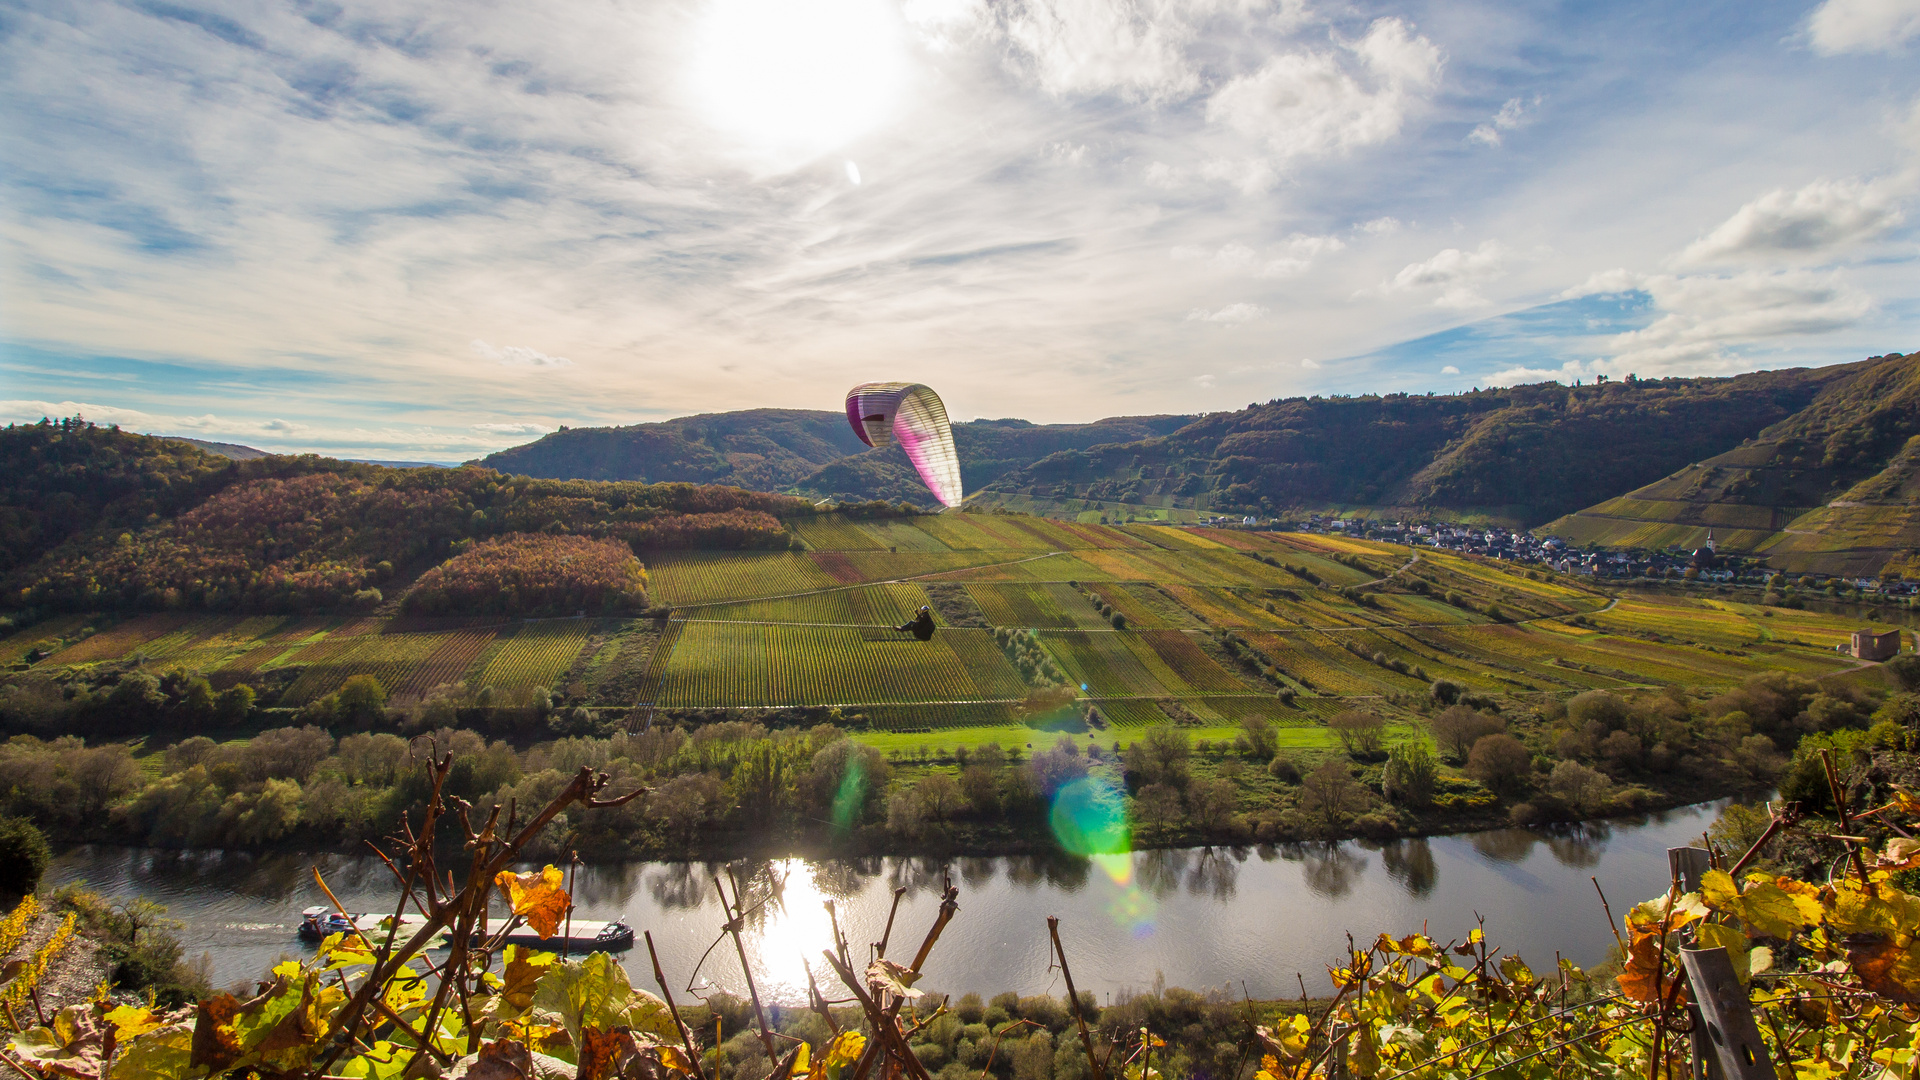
[821,1030,866,1080]
[495,866,571,939]
[1694,922,1752,985]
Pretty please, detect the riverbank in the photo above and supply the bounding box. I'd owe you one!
[44,797,1730,998]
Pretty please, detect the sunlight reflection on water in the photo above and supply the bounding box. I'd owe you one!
[47,799,1731,1000]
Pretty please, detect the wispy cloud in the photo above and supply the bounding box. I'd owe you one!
[1468,95,1538,147]
[1807,0,1920,55]
[1382,240,1512,308]
[1678,177,1907,264]
[471,340,575,370]
[1186,302,1268,324]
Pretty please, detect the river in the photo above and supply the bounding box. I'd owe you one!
[45,800,1730,1003]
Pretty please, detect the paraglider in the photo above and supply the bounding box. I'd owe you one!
[844,382,963,507]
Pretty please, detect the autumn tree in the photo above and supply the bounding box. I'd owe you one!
[1431,705,1503,762]
[1328,710,1387,757]
[1301,760,1366,829]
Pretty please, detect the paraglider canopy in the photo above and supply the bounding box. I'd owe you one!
[844,382,963,507]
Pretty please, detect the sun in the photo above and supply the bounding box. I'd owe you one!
[685,0,910,160]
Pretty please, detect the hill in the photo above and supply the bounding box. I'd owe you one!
[1541,351,1920,575]
[172,437,270,460]
[478,410,1197,508]
[0,420,241,575]
[0,421,820,616]
[970,365,1856,525]
[789,414,1196,506]
[477,409,868,489]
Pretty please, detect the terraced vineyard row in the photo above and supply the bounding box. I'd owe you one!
[964,583,1107,629]
[395,628,499,698]
[656,624,1024,707]
[282,631,450,704]
[0,615,90,664]
[474,620,598,696]
[45,613,199,664]
[692,583,930,626]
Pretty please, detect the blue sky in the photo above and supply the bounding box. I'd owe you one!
[2,0,1917,460]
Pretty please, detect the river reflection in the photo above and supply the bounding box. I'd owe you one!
[45,800,1727,1001]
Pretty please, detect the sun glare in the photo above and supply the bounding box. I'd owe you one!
[686,0,909,159]
[745,859,837,1002]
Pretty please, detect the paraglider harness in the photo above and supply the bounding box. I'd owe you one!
[895,606,935,641]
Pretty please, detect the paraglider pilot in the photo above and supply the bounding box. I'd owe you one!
[895,606,935,641]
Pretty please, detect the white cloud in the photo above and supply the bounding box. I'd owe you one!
[471,339,575,370]
[1206,18,1443,170]
[1170,235,1343,277]
[1300,357,1320,369]
[1258,233,1346,276]
[1609,269,1872,369]
[1468,95,1537,147]
[995,0,1200,101]
[1560,267,1644,298]
[473,422,550,435]
[1440,364,1459,374]
[1194,373,1216,387]
[1527,268,1874,382]
[1382,239,1510,308]
[1357,216,1402,235]
[1186,302,1268,323]
[1807,0,1920,54]
[1678,177,1906,264]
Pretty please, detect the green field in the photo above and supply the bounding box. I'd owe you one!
[0,518,1873,750]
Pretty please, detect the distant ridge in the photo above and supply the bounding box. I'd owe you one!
[479,409,1197,507]
[969,363,1853,528]
[1543,351,1920,575]
[164,436,270,460]
[160,436,448,469]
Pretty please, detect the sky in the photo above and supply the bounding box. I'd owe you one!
[2,0,1918,461]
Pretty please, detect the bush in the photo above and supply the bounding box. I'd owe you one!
[1431,705,1503,762]
[1328,710,1387,757]
[1466,734,1533,797]
[1383,742,1437,808]
[0,816,50,895]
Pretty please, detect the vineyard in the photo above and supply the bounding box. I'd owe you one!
[473,620,600,698]
[655,624,1019,707]
[280,629,449,704]
[0,522,1879,750]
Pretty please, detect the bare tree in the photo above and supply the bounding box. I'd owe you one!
[1328,710,1387,756]
[1300,760,1366,829]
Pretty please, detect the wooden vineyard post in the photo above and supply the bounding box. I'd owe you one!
[1048,916,1106,1080]
[1668,847,1717,1080]
[1679,947,1773,1080]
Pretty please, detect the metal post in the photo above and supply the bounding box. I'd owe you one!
[1679,947,1774,1080]
[1669,845,1720,1079]
[1668,846,1711,893]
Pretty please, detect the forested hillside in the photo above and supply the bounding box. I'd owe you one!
[0,419,238,574]
[1,421,821,616]
[974,364,1859,524]
[1544,351,1920,573]
[480,410,1197,508]
[790,414,1196,506]
[478,409,868,488]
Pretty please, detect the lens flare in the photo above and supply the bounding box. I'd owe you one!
[1051,776,1160,935]
[1049,775,1129,856]
[829,758,867,833]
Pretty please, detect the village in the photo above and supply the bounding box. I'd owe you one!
[1185,512,1920,599]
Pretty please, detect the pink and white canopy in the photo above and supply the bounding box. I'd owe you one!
[844,382,963,507]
